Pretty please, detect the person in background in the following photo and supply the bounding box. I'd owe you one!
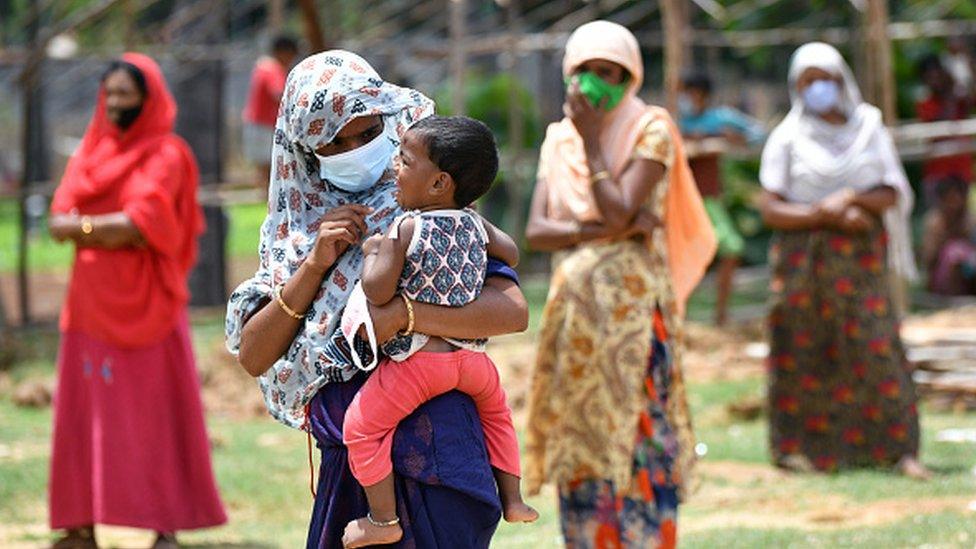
[943,37,975,101]
[47,54,226,549]
[916,54,973,195]
[922,175,976,295]
[242,34,299,190]
[679,71,766,325]
[759,42,926,478]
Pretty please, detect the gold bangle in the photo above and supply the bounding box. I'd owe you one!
[589,170,611,184]
[569,220,583,244]
[80,215,94,235]
[399,294,415,336]
[274,285,305,320]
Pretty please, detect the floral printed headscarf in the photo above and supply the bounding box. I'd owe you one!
[226,50,433,429]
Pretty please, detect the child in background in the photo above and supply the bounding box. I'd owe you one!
[340,115,538,548]
[679,71,766,325]
[922,176,976,296]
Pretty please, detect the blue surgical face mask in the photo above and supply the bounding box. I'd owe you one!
[678,94,694,117]
[315,122,396,193]
[802,79,841,114]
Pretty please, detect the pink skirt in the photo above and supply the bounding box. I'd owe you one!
[49,312,227,531]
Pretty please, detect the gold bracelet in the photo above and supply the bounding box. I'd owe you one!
[399,294,415,336]
[80,215,94,235]
[570,220,583,244]
[589,170,611,184]
[274,285,305,320]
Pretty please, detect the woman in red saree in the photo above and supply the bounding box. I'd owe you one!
[47,53,226,548]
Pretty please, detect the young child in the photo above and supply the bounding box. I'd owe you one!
[340,115,538,548]
[679,71,765,325]
[922,175,976,295]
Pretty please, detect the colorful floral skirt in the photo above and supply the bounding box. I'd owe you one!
[767,229,920,470]
[558,310,680,549]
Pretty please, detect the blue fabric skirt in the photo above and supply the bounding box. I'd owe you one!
[305,372,501,548]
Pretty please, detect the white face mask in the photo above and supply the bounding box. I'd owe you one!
[802,79,841,114]
[315,123,396,193]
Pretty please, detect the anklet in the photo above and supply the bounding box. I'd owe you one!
[367,513,400,527]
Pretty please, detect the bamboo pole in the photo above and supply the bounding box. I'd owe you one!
[18,0,41,326]
[123,0,136,49]
[268,0,284,33]
[660,0,688,115]
[505,0,525,240]
[449,0,466,115]
[867,0,896,124]
[297,0,326,53]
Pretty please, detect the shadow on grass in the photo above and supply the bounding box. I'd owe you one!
[924,463,973,475]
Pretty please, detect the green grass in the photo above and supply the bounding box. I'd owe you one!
[682,514,976,549]
[4,364,976,547]
[4,250,976,547]
[0,199,269,274]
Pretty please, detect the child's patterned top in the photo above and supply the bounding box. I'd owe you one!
[382,209,489,360]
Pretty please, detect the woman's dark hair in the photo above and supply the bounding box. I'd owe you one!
[409,115,499,208]
[101,60,147,97]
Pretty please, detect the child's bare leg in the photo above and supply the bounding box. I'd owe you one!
[715,256,738,326]
[341,474,403,548]
[493,468,539,523]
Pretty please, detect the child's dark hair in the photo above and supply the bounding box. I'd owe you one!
[681,71,712,95]
[409,115,499,208]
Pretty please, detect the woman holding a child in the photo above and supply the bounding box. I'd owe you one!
[226,51,528,547]
[525,21,716,548]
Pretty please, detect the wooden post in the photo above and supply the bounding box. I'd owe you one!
[505,0,525,240]
[866,0,896,124]
[268,0,285,33]
[123,0,136,49]
[661,0,688,115]
[298,0,326,53]
[17,0,43,326]
[449,0,466,115]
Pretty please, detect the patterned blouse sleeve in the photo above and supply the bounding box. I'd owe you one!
[631,114,674,168]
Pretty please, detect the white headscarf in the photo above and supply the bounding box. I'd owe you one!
[760,42,917,281]
[225,50,434,428]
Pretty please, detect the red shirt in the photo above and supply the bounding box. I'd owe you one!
[242,57,287,127]
[916,93,973,184]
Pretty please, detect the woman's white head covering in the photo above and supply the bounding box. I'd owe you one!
[787,42,863,117]
[760,42,917,282]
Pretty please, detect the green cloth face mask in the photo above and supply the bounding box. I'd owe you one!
[567,71,628,111]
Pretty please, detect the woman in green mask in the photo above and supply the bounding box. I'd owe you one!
[525,20,716,549]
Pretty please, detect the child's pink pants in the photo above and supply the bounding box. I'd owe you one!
[343,349,520,486]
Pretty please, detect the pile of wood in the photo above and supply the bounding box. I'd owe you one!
[905,323,976,407]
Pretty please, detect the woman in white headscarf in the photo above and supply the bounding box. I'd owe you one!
[759,42,928,477]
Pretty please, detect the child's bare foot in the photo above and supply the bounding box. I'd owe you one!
[341,516,403,548]
[503,501,539,523]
